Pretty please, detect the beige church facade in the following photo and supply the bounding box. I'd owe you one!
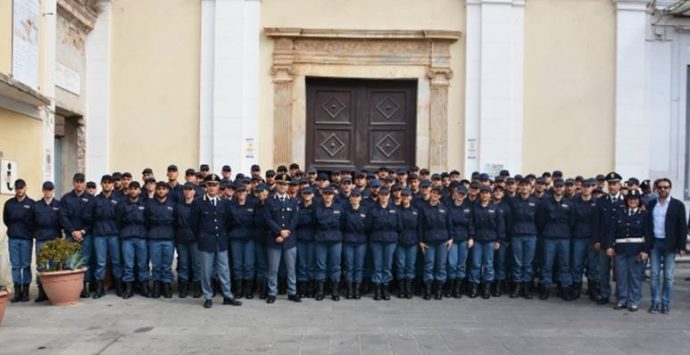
[1,0,690,197]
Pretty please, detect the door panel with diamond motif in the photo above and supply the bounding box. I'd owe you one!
[306,78,417,172]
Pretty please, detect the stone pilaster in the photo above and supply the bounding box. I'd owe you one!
[427,67,452,173]
[270,37,295,166]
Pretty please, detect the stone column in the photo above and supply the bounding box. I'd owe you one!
[270,37,295,166]
[427,68,452,173]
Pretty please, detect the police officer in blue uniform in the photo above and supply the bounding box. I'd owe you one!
[367,187,401,301]
[4,179,35,303]
[190,174,242,308]
[593,172,625,305]
[263,174,301,304]
[166,164,184,204]
[175,182,201,298]
[252,183,270,299]
[296,187,316,298]
[117,181,150,298]
[570,178,599,300]
[342,189,368,299]
[491,185,512,297]
[313,185,344,301]
[446,185,474,299]
[31,181,61,303]
[228,183,256,299]
[507,178,540,299]
[60,173,93,297]
[396,188,420,299]
[470,185,505,299]
[146,182,176,298]
[605,190,647,312]
[536,178,574,301]
[419,186,452,300]
[83,175,124,298]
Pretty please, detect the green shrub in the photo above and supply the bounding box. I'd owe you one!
[37,239,85,272]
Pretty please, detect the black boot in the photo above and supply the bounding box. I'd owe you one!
[588,281,600,302]
[80,282,90,298]
[163,283,173,298]
[11,283,23,303]
[522,282,533,299]
[152,281,161,299]
[414,278,423,296]
[140,281,150,298]
[444,279,454,298]
[315,281,325,301]
[382,283,391,301]
[452,279,462,299]
[468,282,479,298]
[244,280,254,299]
[93,281,105,299]
[234,280,243,299]
[20,284,30,302]
[297,281,306,298]
[497,280,506,297]
[178,279,189,298]
[258,280,267,299]
[278,278,287,295]
[491,282,500,297]
[510,282,522,298]
[481,283,491,299]
[397,280,405,298]
[539,286,550,300]
[434,281,443,300]
[114,279,123,297]
[192,281,202,298]
[346,282,354,299]
[571,282,582,300]
[361,279,371,295]
[122,282,133,299]
[34,285,48,303]
[423,283,432,300]
[373,284,381,301]
[353,283,361,299]
[331,281,340,301]
[560,286,572,301]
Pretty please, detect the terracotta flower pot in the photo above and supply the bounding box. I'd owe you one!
[38,268,87,306]
[0,290,8,325]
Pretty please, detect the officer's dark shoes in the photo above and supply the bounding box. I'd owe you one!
[522,283,533,299]
[434,281,443,300]
[648,304,659,314]
[660,305,669,314]
[315,282,325,301]
[288,294,302,303]
[331,281,341,301]
[203,299,213,309]
[405,280,414,299]
[538,286,549,300]
[452,279,462,299]
[140,282,150,298]
[297,281,305,298]
[397,280,405,298]
[178,279,188,298]
[353,283,361,299]
[596,297,609,305]
[163,283,173,298]
[443,280,453,298]
[266,295,276,304]
[571,283,582,300]
[346,282,354,299]
[613,303,627,310]
[628,305,639,312]
[382,283,391,301]
[122,282,132,299]
[114,279,123,297]
[34,285,48,303]
[559,286,571,301]
[80,282,90,298]
[223,297,242,306]
[93,281,105,299]
[152,281,161,299]
[374,284,382,301]
[468,282,479,298]
[244,280,254,300]
[480,283,490,299]
[258,281,267,299]
[490,282,500,297]
[192,282,202,298]
[234,280,243,299]
[423,283,432,300]
[510,283,522,298]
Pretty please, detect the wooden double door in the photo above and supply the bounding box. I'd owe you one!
[306,77,417,172]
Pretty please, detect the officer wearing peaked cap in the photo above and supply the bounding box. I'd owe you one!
[190,173,242,308]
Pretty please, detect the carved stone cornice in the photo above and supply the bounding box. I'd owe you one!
[57,0,99,34]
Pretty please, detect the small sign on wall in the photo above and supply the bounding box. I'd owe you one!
[1,159,18,195]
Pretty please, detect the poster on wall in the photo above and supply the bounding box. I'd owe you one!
[12,0,40,89]
[0,160,19,195]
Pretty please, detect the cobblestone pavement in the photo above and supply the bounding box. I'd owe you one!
[1,265,689,355]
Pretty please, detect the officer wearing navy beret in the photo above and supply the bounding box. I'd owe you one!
[263,174,301,304]
[190,174,242,308]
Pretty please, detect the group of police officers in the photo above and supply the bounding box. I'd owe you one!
[3,163,686,312]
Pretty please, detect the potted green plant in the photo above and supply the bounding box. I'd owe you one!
[37,239,87,306]
[0,284,8,325]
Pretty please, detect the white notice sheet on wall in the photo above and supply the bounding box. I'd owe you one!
[12,0,40,90]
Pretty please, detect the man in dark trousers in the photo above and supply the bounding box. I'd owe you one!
[190,174,242,309]
[60,173,93,297]
[645,178,687,314]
